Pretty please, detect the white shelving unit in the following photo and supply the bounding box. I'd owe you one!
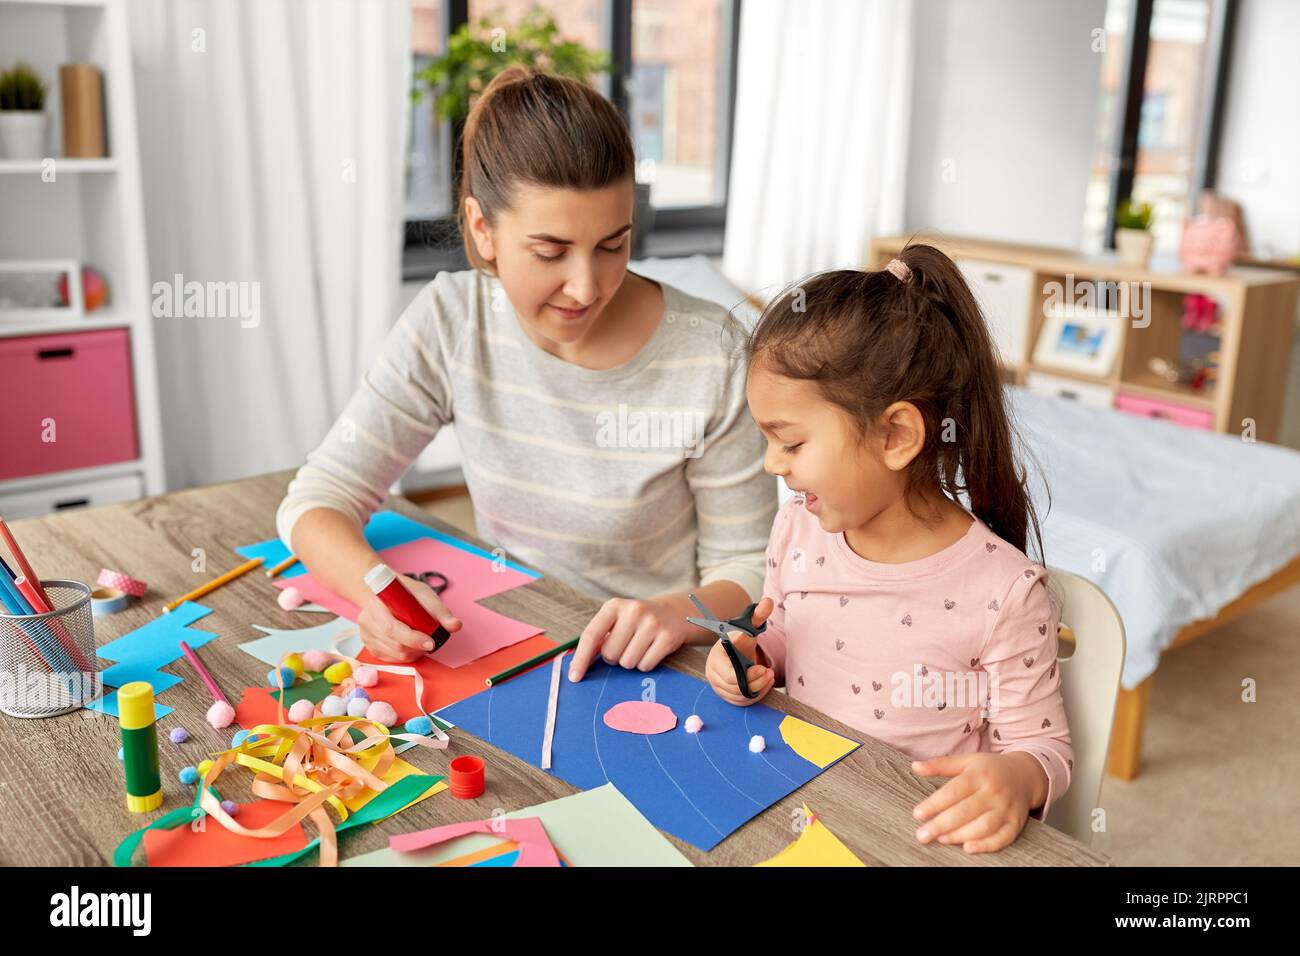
[0,0,164,517]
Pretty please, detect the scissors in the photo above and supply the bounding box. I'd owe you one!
[414,570,449,595]
[685,592,767,700]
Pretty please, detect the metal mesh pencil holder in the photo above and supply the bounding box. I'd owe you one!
[0,580,100,718]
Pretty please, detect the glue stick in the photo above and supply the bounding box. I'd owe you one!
[364,564,450,651]
[118,681,163,813]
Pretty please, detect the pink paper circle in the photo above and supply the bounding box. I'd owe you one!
[602,700,678,735]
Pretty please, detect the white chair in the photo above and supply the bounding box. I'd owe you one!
[1043,567,1126,847]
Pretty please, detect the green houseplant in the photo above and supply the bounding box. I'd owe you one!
[1114,197,1155,268]
[0,62,49,159]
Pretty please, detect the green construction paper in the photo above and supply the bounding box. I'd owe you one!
[270,676,334,707]
[246,773,443,868]
[343,783,691,868]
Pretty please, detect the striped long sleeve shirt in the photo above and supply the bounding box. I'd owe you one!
[275,268,777,602]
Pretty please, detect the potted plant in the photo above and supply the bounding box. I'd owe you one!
[0,62,49,160]
[1114,198,1154,268]
[412,10,657,252]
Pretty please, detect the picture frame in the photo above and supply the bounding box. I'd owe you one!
[0,259,84,323]
[1032,303,1123,377]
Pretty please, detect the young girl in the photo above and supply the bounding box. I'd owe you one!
[707,245,1072,854]
[277,67,775,673]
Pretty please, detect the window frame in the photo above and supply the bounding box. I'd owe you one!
[403,0,741,279]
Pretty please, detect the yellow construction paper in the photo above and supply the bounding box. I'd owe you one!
[778,714,858,769]
[343,756,446,816]
[757,804,865,867]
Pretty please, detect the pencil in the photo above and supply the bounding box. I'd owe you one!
[485,636,580,687]
[265,554,299,578]
[163,557,264,613]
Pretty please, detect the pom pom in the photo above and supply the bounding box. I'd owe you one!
[221,800,239,816]
[277,587,305,610]
[685,714,703,734]
[179,766,199,785]
[323,661,352,685]
[344,687,370,703]
[303,650,333,673]
[267,665,296,688]
[288,699,316,723]
[230,729,251,748]
[169,726,189,744]
[206,700,236,729]
[748,734,766,754]
[116,746,124,761]
[366,701,398,726]
[197,759,213,779]
[353,665,379,688]
[282,652,306,677]
[404,715,433,736]
[346,697,370,717]
[320,695,348,717]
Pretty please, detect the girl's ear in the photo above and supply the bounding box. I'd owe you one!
[463,196,496,265]
[880,401,926,472]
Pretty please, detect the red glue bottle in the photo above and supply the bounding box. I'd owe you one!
[364,563,451,651]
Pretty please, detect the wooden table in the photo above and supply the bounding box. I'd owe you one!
[0,470,1110,866]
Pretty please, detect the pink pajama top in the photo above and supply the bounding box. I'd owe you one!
[754,498,1074,823]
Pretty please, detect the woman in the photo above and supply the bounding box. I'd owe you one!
[276,66,775,683]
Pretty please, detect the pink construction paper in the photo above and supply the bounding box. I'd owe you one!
[389,816,560,867]
[272,537,544,668]
[602,700,678,735]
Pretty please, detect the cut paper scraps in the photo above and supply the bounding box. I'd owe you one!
[115,715,446,868]
[144,800,309,867]
[757,803,865,867]
[389,817,561,867]
[236,508,540,580]
[86,602,217,720]
[267,536,545,668]
[778,714,859,768]
[238,615,360,667]
[343,784,689,868]
[437,660,860,851]
[603,700,678,735]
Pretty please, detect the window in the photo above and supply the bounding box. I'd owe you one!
[403,0,741,277]
[1081,0,1235,255]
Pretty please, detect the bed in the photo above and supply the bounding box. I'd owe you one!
[633,255,1300,780]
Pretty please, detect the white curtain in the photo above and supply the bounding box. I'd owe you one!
[722,0,913,301]
[128,0,410,489]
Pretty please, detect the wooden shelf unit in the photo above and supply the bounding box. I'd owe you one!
[869,235,1300,441]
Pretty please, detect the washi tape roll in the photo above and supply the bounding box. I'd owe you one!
[91,586,129,616]
[97,568,147,598]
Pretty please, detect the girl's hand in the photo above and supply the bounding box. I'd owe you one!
[706,598,775,706]
[357,574,462,663]
[569,597,691,681]
[910,752,1047,853]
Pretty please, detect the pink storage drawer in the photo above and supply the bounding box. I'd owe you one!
[1114,390,1214,430]
[0,329,139,480]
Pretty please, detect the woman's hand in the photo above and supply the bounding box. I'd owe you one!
[910,751,1048,853]
[357,573,462,663]
[568,596,691,682]
[706,598,775,706]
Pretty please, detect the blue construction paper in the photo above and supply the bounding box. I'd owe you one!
[235,510,541,579]
[95,602,216,669]
[98,666,183,693]
[471,849,522,867]
[436,660,860,852]
[86,688,173,720]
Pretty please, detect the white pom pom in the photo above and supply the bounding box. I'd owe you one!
[685,714,704,734]
[277,587,305,610]
[288,699,315,723]
[748,734,766,754]
[366,701,398,726]
[346,696,370,717]
[320,695,347,718]
[206,700,235,729]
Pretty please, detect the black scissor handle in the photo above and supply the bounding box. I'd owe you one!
[724,601,768,699]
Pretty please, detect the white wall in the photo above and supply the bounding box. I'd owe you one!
[904,0,1106,247]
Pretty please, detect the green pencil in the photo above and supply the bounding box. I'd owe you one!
[485,636,580,687]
